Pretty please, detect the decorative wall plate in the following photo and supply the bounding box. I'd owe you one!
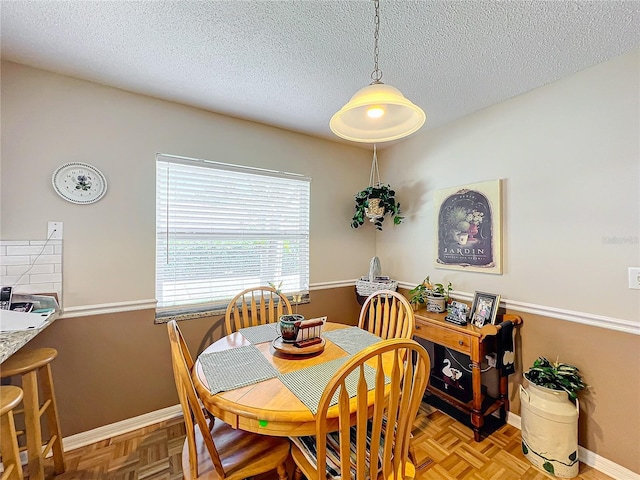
[52,162,107,204]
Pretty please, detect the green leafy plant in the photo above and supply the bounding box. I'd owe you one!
[525,357,587,402]
[409,276,453,306]
[268,280,283,294]
[351,184,404,231]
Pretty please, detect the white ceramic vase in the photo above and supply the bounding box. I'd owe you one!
[519,378,579,478]
[368,256,382,281]
[426,295,446,313]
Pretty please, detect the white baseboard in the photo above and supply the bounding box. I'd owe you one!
[506,411,521,430]
[578,447,639,480]
[61,405,183,452]
[507,412,639,480]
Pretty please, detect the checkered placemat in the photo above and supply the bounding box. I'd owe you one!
[199,345,279,395]
[279,357,387,415]
[239,323,279,344]
[323,327,382,355]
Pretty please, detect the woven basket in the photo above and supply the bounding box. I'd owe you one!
[356,277,398,297]
[364,198,385,219]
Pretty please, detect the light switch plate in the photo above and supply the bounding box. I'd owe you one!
[629,267,640,289]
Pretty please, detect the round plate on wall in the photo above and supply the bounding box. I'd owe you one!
[52,162,107,204]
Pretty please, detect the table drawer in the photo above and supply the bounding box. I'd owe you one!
[414,321,472,354]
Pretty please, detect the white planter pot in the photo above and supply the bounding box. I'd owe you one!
[426,295,446,313]
[520,378,579,478]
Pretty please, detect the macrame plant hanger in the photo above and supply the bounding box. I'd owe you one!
[365,144,385,220]
[369,144,381,188]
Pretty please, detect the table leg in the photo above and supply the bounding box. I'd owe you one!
[471,359,483,441]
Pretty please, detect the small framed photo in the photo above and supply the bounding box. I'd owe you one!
[445,301,469,325]
[470,292,501,328]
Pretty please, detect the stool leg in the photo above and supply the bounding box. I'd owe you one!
[0,408,24,480]
[22,370,44,480]
[40,364,65,474]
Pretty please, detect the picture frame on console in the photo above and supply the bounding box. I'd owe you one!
[445,301,469,325]
[470,291,500,327]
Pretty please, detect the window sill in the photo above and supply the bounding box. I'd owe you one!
[154,297,310,324]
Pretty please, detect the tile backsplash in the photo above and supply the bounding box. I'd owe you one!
[0,240,63,307]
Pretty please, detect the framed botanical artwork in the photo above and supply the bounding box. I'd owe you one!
[470,291,500,328]
[434,179,502,274]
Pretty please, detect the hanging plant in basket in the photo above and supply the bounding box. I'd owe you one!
[351,184,403,230]
[351,145,404,231]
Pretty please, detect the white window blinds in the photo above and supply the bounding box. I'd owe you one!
[156,154,310,315]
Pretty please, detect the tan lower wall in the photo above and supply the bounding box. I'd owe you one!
[397,287,639,473]
[20,286,361,437]
[508,310,640,474]
[15,286,640,474]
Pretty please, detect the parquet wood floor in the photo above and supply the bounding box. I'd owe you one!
[38,404,613,480]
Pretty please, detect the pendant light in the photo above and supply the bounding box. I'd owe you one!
[330,0,426,143]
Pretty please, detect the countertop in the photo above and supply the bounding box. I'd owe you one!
[0,311,59,364]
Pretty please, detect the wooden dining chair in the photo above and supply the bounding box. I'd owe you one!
[358,290,415,340]
[224,286,293,334]
[166,320,290,480]
[290,338,430,480]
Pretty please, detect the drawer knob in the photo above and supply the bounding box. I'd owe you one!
[458,340,464,346]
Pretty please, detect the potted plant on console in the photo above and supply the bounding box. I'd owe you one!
[409,276,453,313]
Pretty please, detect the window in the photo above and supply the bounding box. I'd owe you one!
[156,154,310,319]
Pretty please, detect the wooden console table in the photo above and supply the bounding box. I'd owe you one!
[413,309,522,441]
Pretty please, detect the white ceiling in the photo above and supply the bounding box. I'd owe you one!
[1,1,639,147]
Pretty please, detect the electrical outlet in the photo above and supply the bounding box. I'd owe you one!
[629,267,640,290]
[48,221,63,240]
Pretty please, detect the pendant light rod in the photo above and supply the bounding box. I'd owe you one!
[329,0,426,143]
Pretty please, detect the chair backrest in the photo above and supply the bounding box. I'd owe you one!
[167,320,226,479]
[358,290,415,340]
[315,338,430,480]
[225,286,293,334]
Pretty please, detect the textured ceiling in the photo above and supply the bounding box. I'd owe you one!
[1,1,639,147]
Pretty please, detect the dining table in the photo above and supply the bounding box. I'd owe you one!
[192,321,392,437]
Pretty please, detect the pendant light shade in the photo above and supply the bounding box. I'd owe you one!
[330,83,426,143]
[330,0,426,143]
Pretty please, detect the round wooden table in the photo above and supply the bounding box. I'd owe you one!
[193,322,387,437]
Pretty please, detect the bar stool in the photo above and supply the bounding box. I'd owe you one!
[0,386,24,480]
[0,348,65,480]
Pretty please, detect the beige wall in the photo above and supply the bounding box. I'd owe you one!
[376,50,640,473]
[0,61,376,307]
[384,51,640,473]
[2,51,640,474]
[377,49,640,323]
